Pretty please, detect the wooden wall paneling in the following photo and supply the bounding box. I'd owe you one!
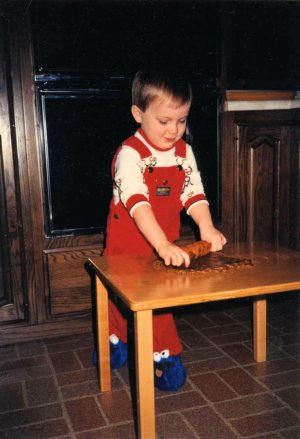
[44,247,102,316]
[0,16,26,323]
[16,11,46,324]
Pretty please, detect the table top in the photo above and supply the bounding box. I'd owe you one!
[88,242,300,311]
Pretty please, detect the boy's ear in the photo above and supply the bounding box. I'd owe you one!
[131,105,143,123]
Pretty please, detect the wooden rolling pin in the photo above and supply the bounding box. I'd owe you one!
[180,240,211,260]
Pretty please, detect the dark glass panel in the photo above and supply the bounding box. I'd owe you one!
[40,92,135,234]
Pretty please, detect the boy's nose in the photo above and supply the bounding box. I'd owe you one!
[168,123,178,134]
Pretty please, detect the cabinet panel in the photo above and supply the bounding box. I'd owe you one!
[221,110,300,250]
[251,142,276,242]
[239,127,280,243]
[44,247,101,316]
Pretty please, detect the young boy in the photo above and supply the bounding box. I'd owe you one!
[98,69,226,391]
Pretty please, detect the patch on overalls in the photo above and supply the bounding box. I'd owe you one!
[156,187,171,196]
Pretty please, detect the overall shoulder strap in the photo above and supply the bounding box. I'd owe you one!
[111,135,152,178]
[174,139,187,158]
[122,135,152,159]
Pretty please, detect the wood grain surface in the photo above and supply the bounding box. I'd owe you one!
[88,242,300,311]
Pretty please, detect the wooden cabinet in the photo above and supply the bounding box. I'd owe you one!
[221,110,300,250]
[0,10,103,344]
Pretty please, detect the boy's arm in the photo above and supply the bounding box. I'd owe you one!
[188,202,227,252]
[132,204,190,267]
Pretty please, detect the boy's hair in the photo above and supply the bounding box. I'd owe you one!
[132,69,192,111]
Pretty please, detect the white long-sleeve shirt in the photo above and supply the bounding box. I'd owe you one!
[113,130,208,216]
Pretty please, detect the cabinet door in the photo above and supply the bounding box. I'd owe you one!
[238,124,282,243]
[0,18,27,323]
[221,111,300,250]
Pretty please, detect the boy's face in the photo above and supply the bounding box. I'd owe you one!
[131,93,191,149]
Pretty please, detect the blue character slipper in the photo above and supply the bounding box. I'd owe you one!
[153,349,186,391]
[93,334,128,369]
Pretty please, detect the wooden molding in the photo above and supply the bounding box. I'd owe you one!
[225,90,296,101]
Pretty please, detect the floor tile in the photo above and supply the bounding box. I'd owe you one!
[259,370,300,390]
[218,367,266,395]
[156,412,198,439]
[155,390,206,414]
[0,382,24,411]
[275,386,300,412]
[65,396,106,431]
[97,389,133,423]
[49,351,81,374]
[183,405,238,438]
[215,392,283,418]
[0,403,63,429]
[0,419,70,439]
[220,343,254,364]
[244,357,299,377]
[280,426,300,439]
[25,376,59,406]
[230,407,299,436]
[180,329,213,349]
[186,355,236,376]
[190,372,236,402]
[75,422,136,439]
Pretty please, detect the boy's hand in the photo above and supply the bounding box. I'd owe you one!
[156,241,190,267]
[200,226,227,252]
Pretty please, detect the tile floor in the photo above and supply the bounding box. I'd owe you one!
[0,292,299,438]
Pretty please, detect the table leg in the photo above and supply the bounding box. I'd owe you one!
[96,276,111,391]
[134,310,155,439]
[253,297,267,362]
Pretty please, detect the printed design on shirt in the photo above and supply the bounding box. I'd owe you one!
[141,156,157,173]
[184,175,193,189]
[186,190,195,198]
[184,165,192,176]
[114,177,123,195]
[183,165,193,191]
[175,156,194,194]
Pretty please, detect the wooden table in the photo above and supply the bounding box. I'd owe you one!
[88,242,300,439]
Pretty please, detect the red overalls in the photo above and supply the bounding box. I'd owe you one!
[104,133,187,355]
